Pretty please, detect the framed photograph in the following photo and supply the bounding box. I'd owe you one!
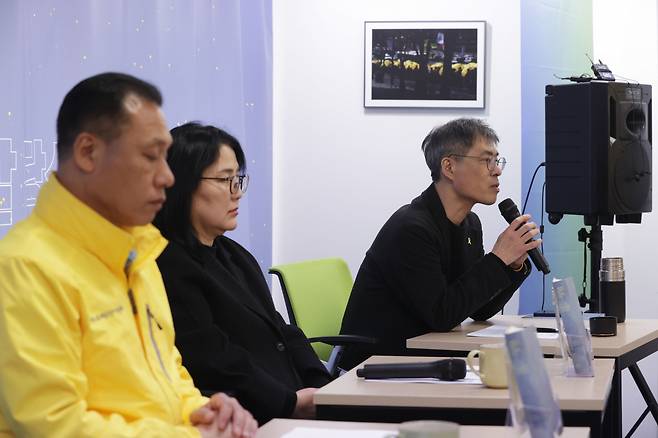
[364,21,486,108]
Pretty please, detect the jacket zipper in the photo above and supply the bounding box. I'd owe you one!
[128,289,137,314]
[125,251,177,422]
[145,303,179,423]
[146,305,171,382]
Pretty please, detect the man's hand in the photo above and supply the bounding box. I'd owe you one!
[191,393,258,438]
[292,387,318,419]
[491,214,541,267]
[192,405,224,438]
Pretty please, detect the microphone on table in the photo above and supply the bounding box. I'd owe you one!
[498,198,550,275]
[356,358,466,381]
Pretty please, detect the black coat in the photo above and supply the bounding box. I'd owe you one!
[157,237,331,425]
[339,184,530,369]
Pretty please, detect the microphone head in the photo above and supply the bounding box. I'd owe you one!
[498,198,520,223]
[434,358,466,381]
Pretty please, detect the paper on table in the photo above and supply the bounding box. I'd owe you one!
[282,427,392,438]
[524,313,605,320]
[365,370,482,385]
[467,325,559,340]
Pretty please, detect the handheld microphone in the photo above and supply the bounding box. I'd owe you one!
[498,198,551,274]
[356,358,466,381]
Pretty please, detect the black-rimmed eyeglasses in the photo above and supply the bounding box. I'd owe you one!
[200,174,250,194]
[450,155,507,172]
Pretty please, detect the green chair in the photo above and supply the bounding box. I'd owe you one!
[269,257,375,376]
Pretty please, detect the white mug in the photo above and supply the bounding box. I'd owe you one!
[467,343,508,388]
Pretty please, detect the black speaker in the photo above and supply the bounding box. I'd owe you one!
[545,82,652,223]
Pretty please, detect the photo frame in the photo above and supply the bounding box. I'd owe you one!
[364,21,486,108]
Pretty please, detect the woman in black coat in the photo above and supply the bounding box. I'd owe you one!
[153,122,331,425]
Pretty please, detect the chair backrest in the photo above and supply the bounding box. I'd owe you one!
[269,257,353,361]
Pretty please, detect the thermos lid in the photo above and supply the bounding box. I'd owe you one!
[600,257,624,282]
[601,257,623,271]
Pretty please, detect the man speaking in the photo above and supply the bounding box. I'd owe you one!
[339,118,540,370]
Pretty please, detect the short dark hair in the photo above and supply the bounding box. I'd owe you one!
[56,72,163,160]
[421,118,499,181]
[153,122,246,247]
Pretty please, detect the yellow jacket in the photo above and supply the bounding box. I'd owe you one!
[0,175,207,437]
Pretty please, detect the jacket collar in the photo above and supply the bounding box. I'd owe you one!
[178,237,277,326]
[418,183,457,231]
[34,173,168,278]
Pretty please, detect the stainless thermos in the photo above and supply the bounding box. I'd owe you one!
[599,257,626,323]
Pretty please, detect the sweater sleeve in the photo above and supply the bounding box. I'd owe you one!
[462,213,531,322]
[387,221,520,332]
[470,257,531,321]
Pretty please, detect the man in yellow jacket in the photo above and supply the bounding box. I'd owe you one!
[0,73,258,438]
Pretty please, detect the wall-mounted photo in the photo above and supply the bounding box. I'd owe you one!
[364,21,485,108]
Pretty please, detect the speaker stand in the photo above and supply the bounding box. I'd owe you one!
[535,219,607,318]
[578,217,605,313]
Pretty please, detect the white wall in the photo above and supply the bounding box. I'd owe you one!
[593,1,658,436]
[272,0,523,314]
[593,0,658,321]
[272,2,658,435]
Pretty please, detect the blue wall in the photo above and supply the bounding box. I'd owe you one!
[519,0,593,313]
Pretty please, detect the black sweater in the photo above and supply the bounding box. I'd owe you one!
[339,184,530,369]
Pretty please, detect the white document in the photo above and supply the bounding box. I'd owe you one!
[282,427,392,438]
[467,325,558,340]
[365,370,482,385]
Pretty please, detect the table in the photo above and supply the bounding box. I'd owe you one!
[315,355,614,436]
[257,418,591,437]
[407,316,658,437]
